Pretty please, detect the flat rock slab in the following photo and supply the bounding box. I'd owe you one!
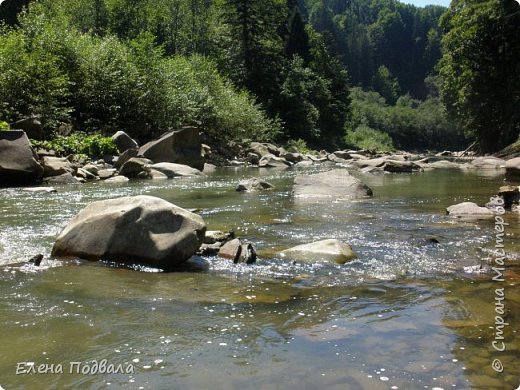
[293,169,373,200]
[281,239,357,264]
[446,202,495,219]
[52,195,206,269]
[150,162,204,178]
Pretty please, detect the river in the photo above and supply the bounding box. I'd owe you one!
[0,166,519,389]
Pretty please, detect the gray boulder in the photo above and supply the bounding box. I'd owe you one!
[119,157,152,178]
[258,155,291,168]
[505,157,520,176]
[293,169,373,199]
[10,116,43,140]
[218,239,257,264]
[113,148,138,170]
[51,195,206,269]
[41,156,75,177]
[42,172,78,185]
[383,160,421,173]
[468,157,506,169]
[104,175,130,184]
[428,160,461,169]
[139,127,204,170]
[149,162,204,178]
[112,131,138,153]
[446,202,494,219]
[236,178,274,192]
[0,130,43,186]
[281,239,357,264]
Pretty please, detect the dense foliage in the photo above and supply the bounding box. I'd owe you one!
[1,0,517,153]
[31,133,118,157]
[439,0,520,153]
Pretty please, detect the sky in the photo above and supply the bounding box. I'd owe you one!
[403,0,451,7]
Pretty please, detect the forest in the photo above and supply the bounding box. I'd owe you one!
[0,0,519,153]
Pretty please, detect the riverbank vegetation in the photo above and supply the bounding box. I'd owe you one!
[0,0,518,153]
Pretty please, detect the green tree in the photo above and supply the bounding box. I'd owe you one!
[439,0,520,152]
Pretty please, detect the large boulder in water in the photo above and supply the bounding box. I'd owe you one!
[281,239,357,264]
[293,169,372,200]
[139,127,204,170]
[0,130,43,186]
[51,195,206,269]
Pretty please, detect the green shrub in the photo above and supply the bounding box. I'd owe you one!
[345,124,394,152]
[286,138,313,154]
[31,133,118,157]
[0,121,9,130]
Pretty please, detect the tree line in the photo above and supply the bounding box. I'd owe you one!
[0,0,518,152]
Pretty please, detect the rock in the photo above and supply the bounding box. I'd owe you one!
[113,148,138,170]
[51,195,206,269]
[10,115,43,140]
[293,169,373,199]
[148,169,168,180]
[199,242,223,256]
[119,157,152,178]
[0,130,44,186]
[281,152,303,163]
[97,169,116,180]
[203,230,234,244]
[468,157,506,169]
[498,185,520,209]
[436,151,452,157]
[112,131,138,153]
[258,155,291,168]
[295,160,314,167]
[139,126,204,170]
[218,238,257,264]
[383,160,420,173]
[21,186,57,193]
[149,162,204,178]
[81,164,99,176]
[203,163,217,173]
[280,239,357,264]
[446,202,495,219]
[428,160,461,169]
[246,152,260,165]
[505,157,520,176]
[76,167,98,181]
[249,142,271,157]
[332,151,352,160]
[28,253,44,266]
[236,178,274,192]
[104,175,129,184]
[42,172,78,184]
[41,156,75,177]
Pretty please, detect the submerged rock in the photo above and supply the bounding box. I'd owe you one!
[293,169,372,199]
[236,178,274,192]
[51,195,206,269]
[446,202,494,219]
[280,239,357,264]
[21,186,57,193]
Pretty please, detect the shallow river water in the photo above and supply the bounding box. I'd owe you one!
[0,166,519,389]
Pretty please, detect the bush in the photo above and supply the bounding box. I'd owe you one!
[31,133,118,157]
[286,138,313,154]
[0,121,9,130]
[345,124,394,152]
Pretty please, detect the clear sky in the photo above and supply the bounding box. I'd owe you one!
[403,0,451,7]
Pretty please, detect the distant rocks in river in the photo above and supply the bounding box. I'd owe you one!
[218,238,257,264]
[293,169,373,200]
[281,239,357,265]
[51,195,206,270]
[0,130,43,186]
